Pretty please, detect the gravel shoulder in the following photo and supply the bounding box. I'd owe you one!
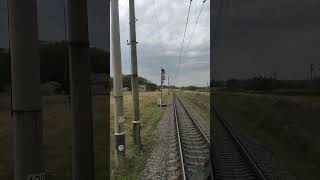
[140,98,173,180]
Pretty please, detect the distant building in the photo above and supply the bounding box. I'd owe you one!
[138,85,147,92]
[91,73,108,95]
[41,81,62,95]
[123,87,129,92]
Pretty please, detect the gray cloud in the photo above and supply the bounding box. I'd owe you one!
[114,0,210,86]
[0,0,109,49]
[214,0,320,80]
[1,0,209,86]
[0,0,8,47]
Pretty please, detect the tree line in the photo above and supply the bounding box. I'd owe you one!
[110,75,159,91]
[180,86,209,92]
[215,76,320,91]
[0,41,160,93]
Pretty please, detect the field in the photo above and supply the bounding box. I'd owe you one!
[0,94,109,180]
[0,91,168,179]
[213,91,320,180]
[110,91,168,179]
[177,90,210,122]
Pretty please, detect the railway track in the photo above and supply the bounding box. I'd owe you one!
[167,91,269,180]
[168,92,211,180]
[212,106,267,180]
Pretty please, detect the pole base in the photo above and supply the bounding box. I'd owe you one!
[133,122,141,148]
[13,111,45,180]
[115,134,125,166]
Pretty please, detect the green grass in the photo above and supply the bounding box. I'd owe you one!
[0,95,12,179]
[110,91,169,179]
[177,90,210,122]
[0,95,110,180]
[0,91,168,179]
[213,91,320,180]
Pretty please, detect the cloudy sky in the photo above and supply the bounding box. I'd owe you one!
[115,0,210,86]
[2,0,318,84]
[0,0,210,87]
[0,0,109,48]
[214,0,320,81]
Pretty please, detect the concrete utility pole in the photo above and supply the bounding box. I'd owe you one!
[161,68,163,105]
[129,0,141,146]
[111,0,126,165]
[160,68,165,106]
[65,0,94,179]
[8,0,45,179]
[168,76,170,95]
[106,1,111,178]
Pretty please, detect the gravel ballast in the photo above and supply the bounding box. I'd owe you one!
[140,100,172,180]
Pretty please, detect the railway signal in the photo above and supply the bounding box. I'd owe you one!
[168,76,170,95]
[159,67,166,106]
[65,0,95,179]
[111,0,126,165]
[129,0,141,147]
[8,0,45,179]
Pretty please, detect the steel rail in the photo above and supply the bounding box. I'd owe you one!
[212,106,267,180]
[173,94,187,180]
[173,91,213,180]
[175,93,210,144]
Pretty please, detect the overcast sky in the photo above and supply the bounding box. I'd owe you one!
[214,0,320,81]
[0,0,109,48]
[2,0,318,84]
[115,0,210,86]
[0,0,210,87]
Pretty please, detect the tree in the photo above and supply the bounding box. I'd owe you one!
[0,51,11,92]
[0,41,110,93]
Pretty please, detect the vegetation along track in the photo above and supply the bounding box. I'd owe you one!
[168,92,211,180]
[212,106,267,180]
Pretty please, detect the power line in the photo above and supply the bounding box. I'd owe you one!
[152,0,160,26]
[151,0,169,72]
[177,0,193,65]
[212,0,229,53]
[212,0,229,85]
[193,0,200,21]
[173,0,193,86]
[175,0,208,84]
[185,0,207,51]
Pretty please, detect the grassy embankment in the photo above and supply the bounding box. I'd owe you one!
[0,91,168,179]
[0,95,12,179]
[177,90,210,122]
[111,91,169,179]
[214,90,320,180]
[0,94,109,180]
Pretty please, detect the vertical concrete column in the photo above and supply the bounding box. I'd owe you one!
[65,0,94,179]
[129,0,141,146]
[8,0,45,179]
[111,0,126,165]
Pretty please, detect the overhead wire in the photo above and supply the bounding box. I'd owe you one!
[175,0,208,84]
[212,0,229,53]
[212,0,229,83]
[152,0,160,26]
[173,0,193,86]
[185,0,207,52]
[151,0,170,80]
